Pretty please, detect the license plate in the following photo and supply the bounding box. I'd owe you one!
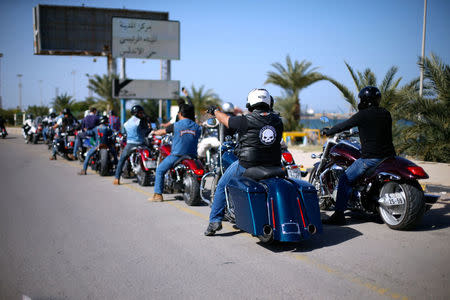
[287,168,302,179]
[385,193,405,205]
[145,160,157,169]
[67,136,75,142]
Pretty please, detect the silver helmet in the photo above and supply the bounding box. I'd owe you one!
[222,102,235,113]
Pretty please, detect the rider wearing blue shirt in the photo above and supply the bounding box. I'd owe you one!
[150,103,201,202]
[113,105,150,185]
[78,116,118,175]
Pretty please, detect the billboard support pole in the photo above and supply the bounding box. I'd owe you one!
[120,57,126,131]
[161,60,171,121]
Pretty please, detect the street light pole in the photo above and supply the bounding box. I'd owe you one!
[17,74,23,111]
[0,53,3,109]
[419,0,428,97]
[71,70,76,99]
[39,80,43,106]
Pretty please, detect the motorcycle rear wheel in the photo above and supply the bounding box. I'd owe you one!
[378,181,425,230]
[137,168,152,186]
[32,134,39,144]
[183,173,201,206]
[99,149,110,176]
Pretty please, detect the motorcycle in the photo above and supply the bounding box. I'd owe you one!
[84,138,117,176]
[157,134,205,206]
[227,165,322,244]
[52,126,77,160]
[31,122,44,144]
[309,116,439,230]
[1,127,7,139]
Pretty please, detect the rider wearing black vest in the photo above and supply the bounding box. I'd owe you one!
[204,88,283,236]
[236,110,283,168]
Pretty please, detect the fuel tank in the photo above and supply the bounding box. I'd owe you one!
[329,140,361,166]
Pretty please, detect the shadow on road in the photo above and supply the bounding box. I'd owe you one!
[414,198,450,231]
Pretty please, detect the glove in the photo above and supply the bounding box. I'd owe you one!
[206,105,218,115]
[320,127,330,136]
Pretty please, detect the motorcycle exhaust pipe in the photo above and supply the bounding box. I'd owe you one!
[307,224,317,235]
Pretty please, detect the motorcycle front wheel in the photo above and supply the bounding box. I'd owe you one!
[378,181,425,230]
[309,166,334,210]
[183,173,201,206]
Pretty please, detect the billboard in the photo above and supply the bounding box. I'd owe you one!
[33,5,168,56]
[112,18,180,59]
[113,79,180,99]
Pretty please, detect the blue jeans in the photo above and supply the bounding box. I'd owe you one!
[154,155,182,194]
[73,130,94,158]
[209,160,246,222]
[43,127,49,142]
[335,158,382,211]
[83,146,118,171]
[115,143,140,179]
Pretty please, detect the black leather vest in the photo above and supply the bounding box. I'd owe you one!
[238,110,283,168]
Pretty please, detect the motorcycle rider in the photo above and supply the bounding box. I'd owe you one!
[22,114,34,141]
[78,116,118,175]
[42,108,57,143]
[113,105,150,185]
[204,88,283,236]
[150,103,201,202]
[321,86,396,225]
[0,115,7,137]
[72,107,100,160]
[49,108,78,160]
[197,102,236,159]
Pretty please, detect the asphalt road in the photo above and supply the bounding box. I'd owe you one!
[1,135,449,300]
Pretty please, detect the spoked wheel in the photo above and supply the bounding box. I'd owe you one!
[183,173,201,206]
[258,225,274,244]
[378,181,425,230]
[136,168,152,186]
[309,166,334,210]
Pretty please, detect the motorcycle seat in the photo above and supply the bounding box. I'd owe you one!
[243,166,286,181]
[363,156,394,177]
[173,155,196,166]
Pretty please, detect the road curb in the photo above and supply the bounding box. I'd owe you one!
[425,184,450,194]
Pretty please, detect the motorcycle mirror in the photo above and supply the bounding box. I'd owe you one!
[206,118,218,127]
[320,116,330,124]
[151,123,157,129]
[311,154,317,159]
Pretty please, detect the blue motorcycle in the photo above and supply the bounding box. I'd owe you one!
[201,122,323,243]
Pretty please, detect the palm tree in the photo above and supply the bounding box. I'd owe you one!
[185,84,221,120]
[395,54,450,162]
[273,94,302,131]
[265,55,327,127]
[87,74,119,112]
[51,93,75,113]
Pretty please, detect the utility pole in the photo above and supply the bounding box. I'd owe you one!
[17,74,23,111]
[85,73,93,98]
[39,80,43,106]
[0,53,3,109]
[419,0,428,96]
[120,57,126,130]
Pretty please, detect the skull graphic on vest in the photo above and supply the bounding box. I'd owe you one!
[259,125,276,145]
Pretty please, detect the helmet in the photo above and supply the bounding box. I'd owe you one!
[131,105,144,116]
[99,116,109,125]
[62,108,71,115]
[221,102,234,113]
[358,86,381,110]
[49,108,55,114]
[26,114,34,119]
[84,110,89,118]
[246,88,271,111]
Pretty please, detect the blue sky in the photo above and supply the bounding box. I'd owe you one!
[0,0,449,113]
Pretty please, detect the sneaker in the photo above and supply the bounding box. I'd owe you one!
[78,170,87,175]
[113,178,120,185]
[67,153,75,160]
[204,222,223,236]
[49,155,57,160]
[322,211,347,225]
[149,194,164,202]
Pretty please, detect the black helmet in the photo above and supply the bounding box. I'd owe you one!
[358,86,381,110]
[62,108,71,115]
[99,116,109,125]
[131,105,144,116]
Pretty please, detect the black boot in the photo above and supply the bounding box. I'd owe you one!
[204,222,222,236]
[323,211,346,225]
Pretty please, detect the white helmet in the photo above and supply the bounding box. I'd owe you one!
[84,110,89,118]
[49,108,55,114]
[222,102,234,113]
[246,88,271,110]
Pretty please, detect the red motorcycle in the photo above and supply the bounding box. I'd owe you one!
[156,134,205,206]
[309,117,438,230]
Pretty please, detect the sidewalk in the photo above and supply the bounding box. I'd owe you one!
[290,148,450,188]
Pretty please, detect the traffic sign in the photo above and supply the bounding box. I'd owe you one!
[113,79,180,99]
